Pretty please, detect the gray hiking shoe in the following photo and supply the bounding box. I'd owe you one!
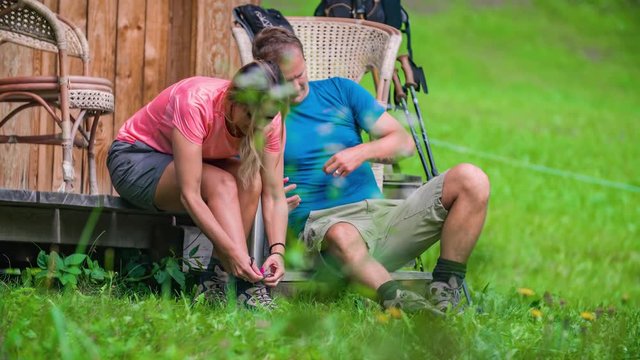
[428,277,464,313]
[236,281,277,311]
[382,289,444,316]
[193,261,229,303]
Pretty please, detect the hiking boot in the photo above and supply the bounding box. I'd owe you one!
[382,289,444,316]
[193,260,229,303]
[428,276,464,313]
[236,281,277,310]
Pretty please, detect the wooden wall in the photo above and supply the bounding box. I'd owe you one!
[0,0,258,194]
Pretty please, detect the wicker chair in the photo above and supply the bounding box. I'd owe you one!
[233,16,402,188]
[0,0,114,194]
[232,17,402,264]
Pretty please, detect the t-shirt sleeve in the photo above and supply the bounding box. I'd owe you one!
[263,113,285,153]
[338,78,385,132]
[168,91,208,145]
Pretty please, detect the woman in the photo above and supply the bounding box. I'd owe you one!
[107,61,289,308]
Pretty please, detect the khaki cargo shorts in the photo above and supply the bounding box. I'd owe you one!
[301,171,449,272]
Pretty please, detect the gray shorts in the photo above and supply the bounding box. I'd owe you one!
[302,171,449,271]
[107,140,173,210]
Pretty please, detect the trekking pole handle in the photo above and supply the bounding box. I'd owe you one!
[392,69,407,103]
[398,55,417,88]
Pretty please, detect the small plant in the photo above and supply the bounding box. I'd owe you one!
[33,250,107,288]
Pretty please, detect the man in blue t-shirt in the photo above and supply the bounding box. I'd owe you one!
[253,28,490,313]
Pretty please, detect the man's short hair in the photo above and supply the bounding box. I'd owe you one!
[252,27,305,64]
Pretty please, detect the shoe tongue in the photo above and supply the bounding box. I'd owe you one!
[449,276,460,288]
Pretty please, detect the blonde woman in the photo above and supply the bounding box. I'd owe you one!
[107,61,289,309]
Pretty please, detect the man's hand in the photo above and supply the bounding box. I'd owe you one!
[323,145,365,177]
[284,177,301,211]
[261,253,285,287]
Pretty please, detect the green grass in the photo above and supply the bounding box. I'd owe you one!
[2,1,639,358]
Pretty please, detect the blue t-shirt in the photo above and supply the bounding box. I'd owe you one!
[285,78,385,235]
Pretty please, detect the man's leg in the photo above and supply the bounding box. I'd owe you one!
[430,163,490,310]
[439,163,490,264]
[323,222,442,314]
[324,222,392,290]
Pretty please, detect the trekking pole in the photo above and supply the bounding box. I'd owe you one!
[393,69,432,181]
[398,55,438,178]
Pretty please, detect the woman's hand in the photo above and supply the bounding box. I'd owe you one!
[218,249,263,283]
[260,253,286,287]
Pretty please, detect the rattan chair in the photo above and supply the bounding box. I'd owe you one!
[0,0,114,194]
[232,17,402,265]
[233,16,402,189]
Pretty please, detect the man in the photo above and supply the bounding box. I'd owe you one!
[254,28,490,313]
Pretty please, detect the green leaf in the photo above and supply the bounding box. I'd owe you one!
[154,270,168,284]
[36,251,48,269]
[64,254,87,266]
[91,269,105,281]
[166,264,185,289]
[188,245,200,258]
[35,270,48,280]
[50,252,64,271]
[61,273,78,286]
[126,264,145,279]
[64,266,82,275]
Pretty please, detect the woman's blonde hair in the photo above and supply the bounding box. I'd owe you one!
[227,60,286,188]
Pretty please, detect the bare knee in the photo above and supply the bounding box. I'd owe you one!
[240,170,262,198]
[201,167,238,202]
[324,223,365,257]
[444,163,490,206]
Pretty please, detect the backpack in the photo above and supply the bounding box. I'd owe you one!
[314,0,427,93]
[232,4,294,40]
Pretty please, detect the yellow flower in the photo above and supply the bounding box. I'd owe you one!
[517,288,535,297]
[376,313,390,324]
[386,307,402,319]
[580,311,596,321]
[530,308,543,319]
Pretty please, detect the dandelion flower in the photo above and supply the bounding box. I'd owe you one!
[580,311,596,321]
[376,313,390,324]
[517,288,535,297]
[386,307,402,319]
[530,308,543,319]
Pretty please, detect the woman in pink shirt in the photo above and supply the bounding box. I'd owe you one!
[107,61,288,309]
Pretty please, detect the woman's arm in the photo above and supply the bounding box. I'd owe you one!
[259,148,288,287]
[171,129,263,283]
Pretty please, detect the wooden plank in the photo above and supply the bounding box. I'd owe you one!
[143,0,170,104]
[0,44,34,190]
[167,0,194,85]
[87,0,118,194]
[114,0,147,141]
[35,0,59,192]
[193,0,259,80]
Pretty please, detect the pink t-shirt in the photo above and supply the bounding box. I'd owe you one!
[116,76,283,159]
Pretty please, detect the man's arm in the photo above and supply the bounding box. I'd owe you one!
[323,112,414,177]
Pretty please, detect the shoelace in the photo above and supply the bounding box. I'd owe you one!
[253,286,275,308]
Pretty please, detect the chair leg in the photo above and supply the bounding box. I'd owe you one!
[59,75,74,192]
[87,113,100,195]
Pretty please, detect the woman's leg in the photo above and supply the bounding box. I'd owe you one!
[154,159,261,243]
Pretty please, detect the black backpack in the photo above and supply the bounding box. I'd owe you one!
[232,4,294,40]
[314,0,427,93]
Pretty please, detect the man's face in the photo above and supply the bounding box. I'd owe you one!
[279,47,309,104]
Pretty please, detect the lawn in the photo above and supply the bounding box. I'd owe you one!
[1,1,639,358]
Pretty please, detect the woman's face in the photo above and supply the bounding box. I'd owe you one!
[232,99,280,136]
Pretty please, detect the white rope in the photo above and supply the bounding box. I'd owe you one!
[431,139,640,194]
